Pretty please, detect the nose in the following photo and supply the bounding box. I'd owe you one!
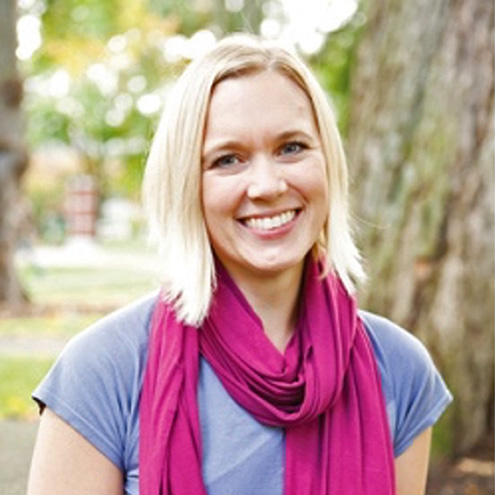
[246,155,288,199]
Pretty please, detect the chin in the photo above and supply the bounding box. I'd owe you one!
[245,253,307,276]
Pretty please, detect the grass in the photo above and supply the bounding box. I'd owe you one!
[0,313,103,338]
[20,266,158,308]
[0,356,54,420]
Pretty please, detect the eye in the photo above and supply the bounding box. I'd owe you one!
[279,141,307,156]
[212,154,240,169]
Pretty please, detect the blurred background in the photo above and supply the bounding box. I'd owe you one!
[0,0,493,494]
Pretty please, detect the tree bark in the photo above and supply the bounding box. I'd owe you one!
[0,0,29,308]
[347,0,494,455]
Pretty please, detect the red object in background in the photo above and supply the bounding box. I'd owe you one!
[64,175,98,238]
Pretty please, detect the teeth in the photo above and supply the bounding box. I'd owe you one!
[244,210,296,230]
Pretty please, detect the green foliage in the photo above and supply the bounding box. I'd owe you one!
[36,0,158,70]
[26,96,71,144]
[148,0,211,35]
[23,0,177,200]
[42,0,121,40]
[431,406,455,458]
[25,40,163,197]
[310,12,366,136]
[23,173,67,244]
[148,0,262,36]
[22,0,362,206]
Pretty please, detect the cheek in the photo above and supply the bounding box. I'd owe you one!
[319,179,330,210]
[201,176,239,224]
[201,181,212,218]
[301,166,329,228]
[293,162,328,205]
[202,175,220,212]
[312,161,329,201]
[201,190,218,237]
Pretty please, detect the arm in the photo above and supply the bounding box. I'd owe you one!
[395,427,432,495]
[27,408,123,495]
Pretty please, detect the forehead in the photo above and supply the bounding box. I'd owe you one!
[205,71,318,136]
[211,70,310,108]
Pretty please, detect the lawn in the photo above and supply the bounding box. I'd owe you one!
[0,356,54,419]
[20,264,158,308]
[0,312,103,338]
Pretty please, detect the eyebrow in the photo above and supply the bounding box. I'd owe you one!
[201,140,240,164]
[276,129,315,142]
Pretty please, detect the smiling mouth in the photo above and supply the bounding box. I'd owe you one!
[241,210,298,231]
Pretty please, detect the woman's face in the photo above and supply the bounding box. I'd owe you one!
[201,70,328,285]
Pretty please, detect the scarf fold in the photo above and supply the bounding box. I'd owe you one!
[140,259,395,495]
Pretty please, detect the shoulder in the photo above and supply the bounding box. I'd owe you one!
[359,311,434,377]
[359,310,433,409]
[42,290,159,408]
[63,290,157,361]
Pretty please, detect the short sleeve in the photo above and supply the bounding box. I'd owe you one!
[32,294,155,470]
[361,312,453,457]
[391,336,453,456]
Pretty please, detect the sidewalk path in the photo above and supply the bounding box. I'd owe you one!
[0,420,38,495]
[0,335,68,356]
[17,239,161,272]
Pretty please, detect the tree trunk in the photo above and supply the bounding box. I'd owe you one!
[347,0,494,455]
[0,0,29,308]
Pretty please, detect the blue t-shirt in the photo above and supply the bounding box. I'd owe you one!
[33,292,452,495]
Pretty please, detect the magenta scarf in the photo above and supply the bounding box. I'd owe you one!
[139,259,395,494]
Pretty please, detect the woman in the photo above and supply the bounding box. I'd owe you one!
[28,35,452,495]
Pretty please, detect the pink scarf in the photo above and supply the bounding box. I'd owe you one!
[140,259,395,494]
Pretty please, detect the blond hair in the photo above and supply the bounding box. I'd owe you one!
[142,34,365,326]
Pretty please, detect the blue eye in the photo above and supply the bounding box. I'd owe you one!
[213,154,240,168]
[280,142,307,155]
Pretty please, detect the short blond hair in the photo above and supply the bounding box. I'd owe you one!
[142,34,365,326]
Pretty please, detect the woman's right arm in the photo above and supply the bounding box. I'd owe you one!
[27,408,124,495]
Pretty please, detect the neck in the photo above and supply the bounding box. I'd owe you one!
[226,262,305,352]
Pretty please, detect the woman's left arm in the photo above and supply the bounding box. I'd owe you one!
[395,427,432,495]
